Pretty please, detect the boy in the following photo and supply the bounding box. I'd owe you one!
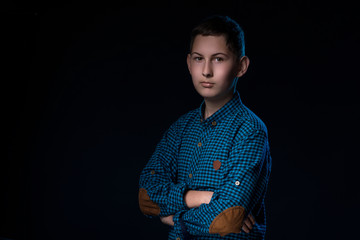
[138,15,272,240]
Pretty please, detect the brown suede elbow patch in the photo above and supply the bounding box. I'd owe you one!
[209,206,246,236]
[138,188,161,216]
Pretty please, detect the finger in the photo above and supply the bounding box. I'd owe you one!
[161,219,169,225]
[244,218,253,230]
[160,216,169,224]
[249,213,256,225]
[242,222,251,234]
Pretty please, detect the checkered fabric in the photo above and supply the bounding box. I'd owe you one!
[139,91,272,239]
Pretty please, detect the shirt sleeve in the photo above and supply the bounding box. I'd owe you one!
[138,121,189,217]
[172,129,271,237]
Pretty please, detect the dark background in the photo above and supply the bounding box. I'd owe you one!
[2,1,359,240]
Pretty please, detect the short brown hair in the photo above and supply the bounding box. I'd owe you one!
[189,15,245,59]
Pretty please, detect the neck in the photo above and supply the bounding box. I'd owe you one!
[203,92,234,120]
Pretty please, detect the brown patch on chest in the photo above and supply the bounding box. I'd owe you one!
[213,160,221,171]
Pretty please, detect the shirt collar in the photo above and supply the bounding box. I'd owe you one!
[198,91,243,126]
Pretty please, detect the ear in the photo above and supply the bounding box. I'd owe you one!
[186,54,192,74]
[236,56,250,78]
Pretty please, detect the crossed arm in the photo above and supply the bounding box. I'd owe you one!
[139,125,269,237]
[159,190,256,234]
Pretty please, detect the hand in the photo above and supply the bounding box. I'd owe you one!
[160,215,174,226]
[184,190,214,208]
[242,213,256,234]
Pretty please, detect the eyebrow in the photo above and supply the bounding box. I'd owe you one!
[191,52,229,57]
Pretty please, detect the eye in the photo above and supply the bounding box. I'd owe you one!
[214,57,224,62]
[193,56,203,61]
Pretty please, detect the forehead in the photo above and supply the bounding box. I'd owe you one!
[191,35,231,55]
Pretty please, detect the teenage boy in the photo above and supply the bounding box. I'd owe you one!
[138,15,272,240]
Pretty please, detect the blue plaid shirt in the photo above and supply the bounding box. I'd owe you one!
[139,91,272,239]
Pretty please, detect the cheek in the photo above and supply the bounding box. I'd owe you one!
[216,65,236,80]
[189,65,202,77]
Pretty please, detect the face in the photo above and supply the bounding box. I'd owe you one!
[187,35,247,102]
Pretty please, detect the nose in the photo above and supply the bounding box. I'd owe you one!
[202,60,213,78]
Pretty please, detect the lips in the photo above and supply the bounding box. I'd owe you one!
[200,82,214,88]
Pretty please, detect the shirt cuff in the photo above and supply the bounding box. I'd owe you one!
[209,190,219,203]
[173,210,191,240]
[167,182,189,213]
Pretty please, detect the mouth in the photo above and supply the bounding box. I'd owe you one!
[200,82,214,88]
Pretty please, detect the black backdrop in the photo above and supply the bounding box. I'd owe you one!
[2,2,359,240]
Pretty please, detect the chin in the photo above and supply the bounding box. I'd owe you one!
[195,87,233,101]
[195,89,219,99]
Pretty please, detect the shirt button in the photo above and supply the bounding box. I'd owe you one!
[189,173,193,178]
[235,181,240,186]
[212,121,217,126]
[198,142,202,147]
[150,170,155,174]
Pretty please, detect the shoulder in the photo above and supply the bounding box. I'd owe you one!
[166,108,198,134]
[232,104,269,141]
[175,108,198,125]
